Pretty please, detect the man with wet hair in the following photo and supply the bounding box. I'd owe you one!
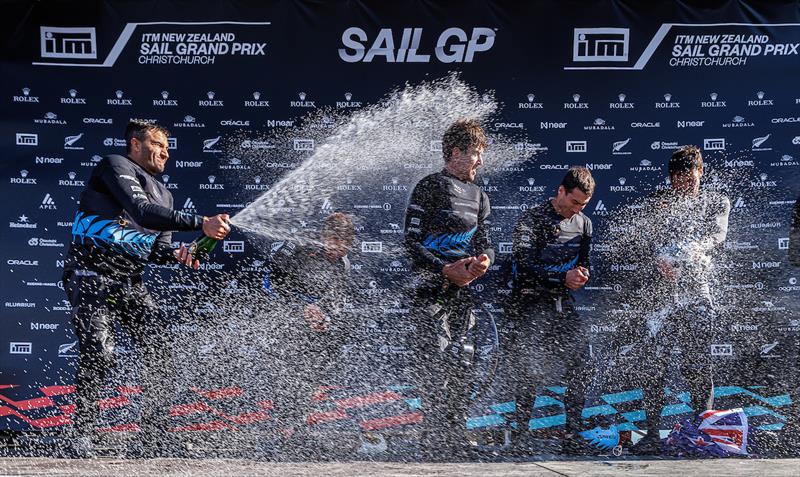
[632,145,730,454]
[404,118,494,459]
[261,212,356,457]
[507,166,594,455]
[63,120,231,458]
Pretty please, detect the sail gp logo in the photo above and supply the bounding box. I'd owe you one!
[339,27,496,63]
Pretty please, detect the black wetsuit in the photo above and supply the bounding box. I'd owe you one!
[508,199,592,444]
[63,154,204,440]
[261,243,352,438]
[403,169,494,454]
[629,189,730,442]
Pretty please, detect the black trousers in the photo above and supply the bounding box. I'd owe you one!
[64,271,176,439]
[639,299,718,435]
[505,296,590,440]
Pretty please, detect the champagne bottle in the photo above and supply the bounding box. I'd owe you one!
[187,235,218,262]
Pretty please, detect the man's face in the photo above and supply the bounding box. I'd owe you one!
[446,144,484,182]
[323,236,351,260]
[554,185,592,219]
[670,167,703,195]
[130,130,169,174]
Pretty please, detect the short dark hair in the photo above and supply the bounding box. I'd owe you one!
[441,119,488,162]
[321,212,355,245]
[124,120,170,153]
[561,166,595,195]
[669,145,703,175]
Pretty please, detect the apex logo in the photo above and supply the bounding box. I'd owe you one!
[573,28,629,62]
[733,197,747,208]
[339,27,496,63]
[40,193,56,210]
[594,200,608,216]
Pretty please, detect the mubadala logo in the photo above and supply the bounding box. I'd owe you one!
[541,122,567,129]
[770,154,800,167]
[58,171,85,187]
[153,90,178,106]
[107,90,132,106]
[16,133,38,146]
[219,157,249,171]
[519,93,543,109]
[293,138,314,151]
[609,93,634,109]
[199,175,224,190]
[337,92,362,108]
[572,28,629,62]
[34,112,67,125]
[290,92,316,108]
[566,140,587,152]
[630,121,660,128]
[41,26,96,60]
[9,214,37,229]
[564,93,589,109]
[655,93,680,109]
[13,87,39,103]
[612,138,631,155]
[173,115,204,128]
[60,88,87,104]
[245,176,270,191]
[10,169,36,185]
[752,133,771,151]
[379,260,408,273]
[630,159,661,172]
[519,177,546,193]
[703,138,726,151]
[677,120,705,128]
[748,91,774,107]
[199,91,224,107]
[203,136,221,153]
[64,133,84,150]
[701,92,726,108]
[723,115,754,128]
[610,177,635,192]
[39,193,56,210]
[750,173,777,188]
[584,117,614,131]
[339,27,496,63]
[80,154,103,167]
[245,91,270,107]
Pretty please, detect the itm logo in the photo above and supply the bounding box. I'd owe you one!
[498,242,512,254]
[223,240,245,253]
[566,140,587,153]
[40,193,56,210]
[16,133,38,146]
[710,343,733,356]
[10,342,32,354]
[703,138,726,151]
[779,237,789,250]
[573,28,629,62]
[293,139,314,151]
[40,26,97,59]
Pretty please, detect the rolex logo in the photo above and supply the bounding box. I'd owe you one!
[527,178,535,185]
[344,92,352,101]
[483,177,489,185]
[299,92,306,100]
[20,170,29,178]
[572,93,581,102]
[161,91,169,99]
[618,93,626,102]
[207,91,215,99]
[68,171,76,180]
[69,89,77,98]
[254,176,261,184]
[162,175,170,183]
[253,91,261,100]
[22,87,30,96]
[527,93,535,102]
[115,90,123,99]
[208,175,216,183]
[757,91,765,99]
[391,177,398,184]
[710,92,718,101]
[618,177,627,185]
[760,173,768,181]
[664,93,672,102]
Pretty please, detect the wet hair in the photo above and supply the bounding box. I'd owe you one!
[560,166,595,195]
[441,119,488,162]
[669,145,703,176]
[124,120,170,154]
[321,212,355,245]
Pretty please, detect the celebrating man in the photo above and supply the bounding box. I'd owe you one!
[507,166,594,455]
[63,120,231,457]
[403,118,494,459]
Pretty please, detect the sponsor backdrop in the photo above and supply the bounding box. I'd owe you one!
[2,1,799,439]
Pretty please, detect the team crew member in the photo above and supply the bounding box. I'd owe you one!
[63,120,231,457]
[507,166,594,455]
[632,145,730,454]
[261,213,355,457]
[404,119,494,459]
